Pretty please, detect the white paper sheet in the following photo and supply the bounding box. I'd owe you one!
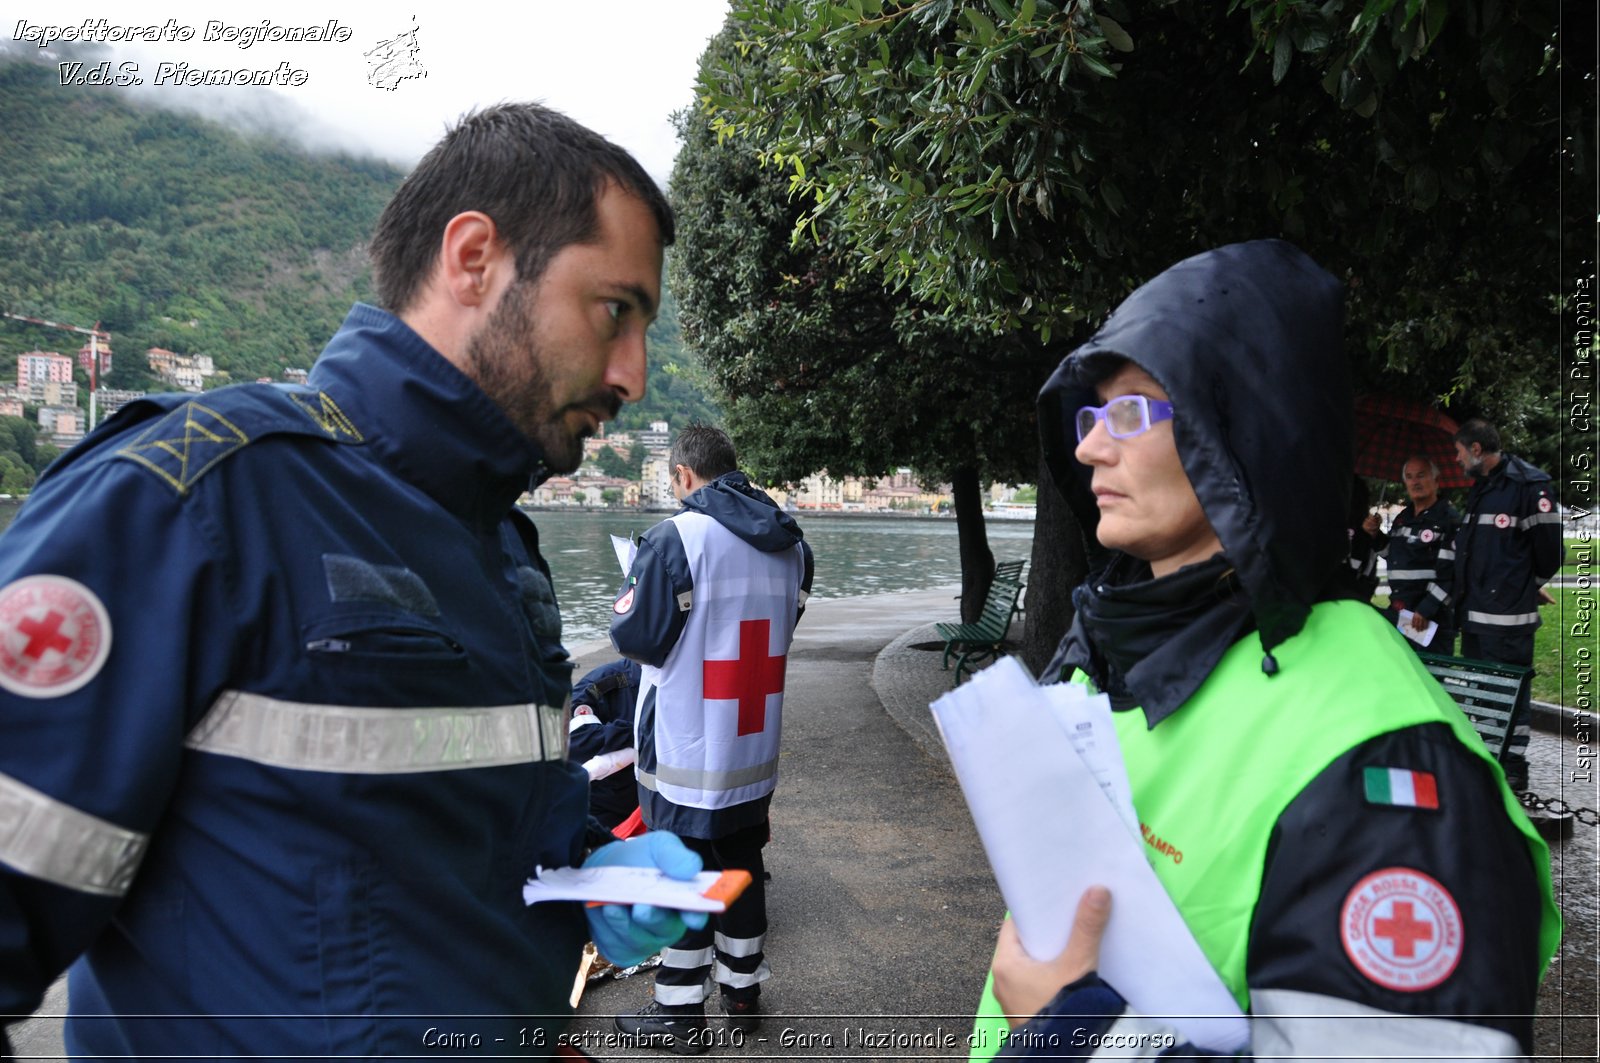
[1396,609,1438,647]
[610,534,637,575]
[930,656,1247,1053]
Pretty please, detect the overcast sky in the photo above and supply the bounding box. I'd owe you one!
[6,1,735,182]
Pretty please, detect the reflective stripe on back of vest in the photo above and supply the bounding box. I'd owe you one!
[967,601,1559,1061]
[640,511,805,811]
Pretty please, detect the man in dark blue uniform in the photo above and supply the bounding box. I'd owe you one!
[1366,455,1460,653]
[0,103,705,1059]
[1451,418,1565,790]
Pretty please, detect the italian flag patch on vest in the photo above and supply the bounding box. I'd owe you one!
[1364,766,1439,809]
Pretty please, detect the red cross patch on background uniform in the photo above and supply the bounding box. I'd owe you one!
[1420,529,1434,543]
[1494,513,1512,529]
[1340,867,1463,991]
[1538,496,1552,513]
[0,575,113,697]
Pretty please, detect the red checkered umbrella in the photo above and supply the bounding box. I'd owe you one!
[1353,395,1472,489]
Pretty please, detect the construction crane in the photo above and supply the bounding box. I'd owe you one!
[1,310,111,430]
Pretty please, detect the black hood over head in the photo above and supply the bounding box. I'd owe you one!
[1039,239,1351,656]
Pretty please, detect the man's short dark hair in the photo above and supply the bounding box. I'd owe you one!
[1453,418,1502,455]
[370,102,675,313]
[671,423,738,481]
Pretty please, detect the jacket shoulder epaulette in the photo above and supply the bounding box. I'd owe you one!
[112,385,363,496]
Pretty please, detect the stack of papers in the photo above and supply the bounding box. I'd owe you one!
[930,656,1247,1052]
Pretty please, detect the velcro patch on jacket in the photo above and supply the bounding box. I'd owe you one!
[1363,766,1439,810]
[323,554,439,616]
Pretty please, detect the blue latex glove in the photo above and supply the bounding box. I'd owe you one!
[582,831,709,967]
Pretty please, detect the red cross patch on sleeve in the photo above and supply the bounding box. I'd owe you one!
[0,575,113,697]
[1341,867,1463,991]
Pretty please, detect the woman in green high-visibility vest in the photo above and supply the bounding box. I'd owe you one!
[968,241,1559,1060]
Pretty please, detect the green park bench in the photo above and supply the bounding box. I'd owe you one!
[937,577,1024,683]
[1416,651,1534,766]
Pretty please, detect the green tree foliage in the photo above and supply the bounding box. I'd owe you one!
[594,445,634,479]
[0,51,724,437]
[703,1,1562,415]
[671,27,1044,618]
[611,284,725,434]
[0,55,399,389]
[697,0,1568,662]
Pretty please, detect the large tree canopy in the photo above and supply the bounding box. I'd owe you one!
[701,0,1565,423]
[689,0,1571,664]
[671,29,1045,619]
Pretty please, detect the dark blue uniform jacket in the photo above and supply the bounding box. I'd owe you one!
[0,304,589,1058]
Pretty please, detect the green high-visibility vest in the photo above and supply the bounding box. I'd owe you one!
[968,600,1559,1060]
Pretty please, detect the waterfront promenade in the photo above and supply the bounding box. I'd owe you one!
[7,586,1596,1058]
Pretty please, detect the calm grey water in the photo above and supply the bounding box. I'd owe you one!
[535,509,1036,645]
[0,503,1034,647]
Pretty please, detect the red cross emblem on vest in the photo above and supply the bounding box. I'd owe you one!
[703,618,787,736]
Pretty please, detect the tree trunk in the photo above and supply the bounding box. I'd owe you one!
[952,465,995,623]
[1021,446,1093,677]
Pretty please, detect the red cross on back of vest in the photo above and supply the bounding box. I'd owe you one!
[703,618,787,736]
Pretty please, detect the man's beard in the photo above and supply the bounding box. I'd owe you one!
[464,280,619,474]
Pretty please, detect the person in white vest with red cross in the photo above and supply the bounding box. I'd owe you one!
[610,423,813,1053]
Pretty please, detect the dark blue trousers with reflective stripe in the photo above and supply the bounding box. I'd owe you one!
[654,820,769,1006]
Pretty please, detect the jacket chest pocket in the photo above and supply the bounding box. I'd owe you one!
[302,610,470,671]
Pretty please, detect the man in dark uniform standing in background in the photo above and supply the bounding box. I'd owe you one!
[1452,418,1565,790]
[1365,455,1460,653]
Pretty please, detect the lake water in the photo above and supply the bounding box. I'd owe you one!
[536,509,1035,644]
[0,503,1034,646]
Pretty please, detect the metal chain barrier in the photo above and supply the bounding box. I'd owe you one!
[1519,790,1600,827]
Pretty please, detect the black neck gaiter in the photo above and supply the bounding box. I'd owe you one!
[1047,552,1255,728]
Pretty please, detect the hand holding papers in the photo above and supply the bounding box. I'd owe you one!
[930,657,1247,1052]
[1396,608,1438,647]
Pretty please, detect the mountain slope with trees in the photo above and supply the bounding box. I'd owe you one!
[0,52,719,438]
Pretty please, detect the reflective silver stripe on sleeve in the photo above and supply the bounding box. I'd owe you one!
[1427,583,1449,602]
[1522,512,1563,528]
[798,588,810,605]
[1250,987,1521,1063]
[635,757,779,794]
[185,691,568,773]
[1386,569,1436,581]
[1466,610,1541,627]
[1436,547,1455,561]
[0,771,148,897]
